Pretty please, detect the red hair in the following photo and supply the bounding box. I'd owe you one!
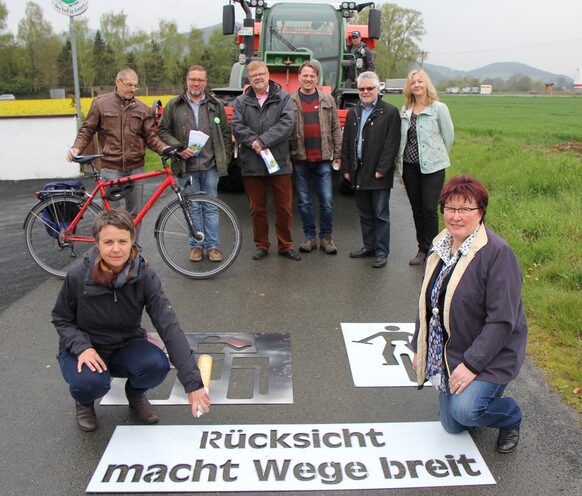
[439,175,489,221]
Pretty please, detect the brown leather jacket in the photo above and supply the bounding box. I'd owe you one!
[72,91,167,172]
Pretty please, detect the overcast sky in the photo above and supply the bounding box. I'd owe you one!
[3,0,581,77]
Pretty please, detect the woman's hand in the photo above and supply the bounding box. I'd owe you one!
[449,363,476,395]
[77,348,107,373]
[188,388,211,418]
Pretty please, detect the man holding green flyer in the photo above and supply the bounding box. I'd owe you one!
[232,61,300,262]
[158,65,232,263]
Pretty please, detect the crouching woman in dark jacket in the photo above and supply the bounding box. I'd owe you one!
[52,208,210,431]
[411,175,527,454]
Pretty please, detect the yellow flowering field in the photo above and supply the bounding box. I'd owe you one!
[0,95,178,117]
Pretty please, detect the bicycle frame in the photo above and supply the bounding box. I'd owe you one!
[59,164,183,244]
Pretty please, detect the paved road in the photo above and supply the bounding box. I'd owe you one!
[0,177,580,496]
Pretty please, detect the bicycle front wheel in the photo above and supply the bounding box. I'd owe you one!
[155,194,242,279]
[24,195,101,278]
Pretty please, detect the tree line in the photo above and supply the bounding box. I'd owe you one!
[0,1,238,97]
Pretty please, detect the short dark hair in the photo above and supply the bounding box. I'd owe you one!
[439,175,489,222]
[299,61,320,77]
[92,208,135,241]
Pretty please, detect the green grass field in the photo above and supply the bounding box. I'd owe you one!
[386,95,582,412]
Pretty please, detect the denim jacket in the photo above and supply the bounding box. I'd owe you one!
[396,101,454,175]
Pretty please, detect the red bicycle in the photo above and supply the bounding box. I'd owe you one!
[23,147,242,279]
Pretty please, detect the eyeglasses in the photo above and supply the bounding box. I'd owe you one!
[249,72,268,79]
[443,206,481,216]
[358,86,377,92]
[118,79,139,90]
[188,78,207,84]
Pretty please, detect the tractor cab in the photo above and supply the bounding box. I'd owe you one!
[217,1,381,110]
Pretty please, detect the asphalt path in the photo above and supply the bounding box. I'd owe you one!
[0,176,580,496]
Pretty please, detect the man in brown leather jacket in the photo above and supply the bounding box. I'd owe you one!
[67,68,169,218]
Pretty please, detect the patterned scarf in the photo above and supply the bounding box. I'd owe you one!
[92,246,141,288]
[425,224,482,392]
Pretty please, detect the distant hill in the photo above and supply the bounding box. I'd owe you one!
[424,62,573,86]
[201,23,221,43]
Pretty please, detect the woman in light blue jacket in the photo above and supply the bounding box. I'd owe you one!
[396,69,454,265]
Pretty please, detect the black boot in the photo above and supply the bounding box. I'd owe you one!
[496,424,520,453]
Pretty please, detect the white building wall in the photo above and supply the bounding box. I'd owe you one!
[0,115,81,180]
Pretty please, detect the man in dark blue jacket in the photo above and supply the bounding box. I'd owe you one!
[341,72,401,268]
[232,61,301,261]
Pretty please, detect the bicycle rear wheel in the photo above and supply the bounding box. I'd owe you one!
[155,194,242,279]
[24,195,101,278]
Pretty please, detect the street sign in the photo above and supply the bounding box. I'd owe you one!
[51,0,88,17]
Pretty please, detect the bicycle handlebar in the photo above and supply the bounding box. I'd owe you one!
[161,143,187,159]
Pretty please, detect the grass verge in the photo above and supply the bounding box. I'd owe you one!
[386,95,582,413]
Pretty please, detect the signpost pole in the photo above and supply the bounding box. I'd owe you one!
[69,16,83,130]
[52,1,89,130]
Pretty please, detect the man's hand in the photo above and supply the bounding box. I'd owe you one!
[375,171,384,179]
[77,348,107,373]
[188,388,211,418]
[343,172,351,181]
[179,147,195,159]
[67,147,80,162]
[251,139,263,153]
[332,159,341,171]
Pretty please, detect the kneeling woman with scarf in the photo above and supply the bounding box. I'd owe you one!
[52,208,210,432]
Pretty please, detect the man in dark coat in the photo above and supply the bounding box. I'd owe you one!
[232,61,301,261]
[341,71,401,268]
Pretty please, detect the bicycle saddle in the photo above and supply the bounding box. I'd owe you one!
[73,154,104,165]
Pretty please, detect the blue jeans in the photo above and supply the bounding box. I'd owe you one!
[179,167,219,249]
[293,161,334,239]
[354,189,391,257]
[58,339,170,406]
[439,380,522,434]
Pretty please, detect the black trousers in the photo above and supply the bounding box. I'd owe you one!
[402,162,445,253]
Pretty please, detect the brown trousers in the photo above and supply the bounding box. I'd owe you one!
[243,174,293,252]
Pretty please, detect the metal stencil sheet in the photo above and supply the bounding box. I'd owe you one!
[100,332,293,405]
